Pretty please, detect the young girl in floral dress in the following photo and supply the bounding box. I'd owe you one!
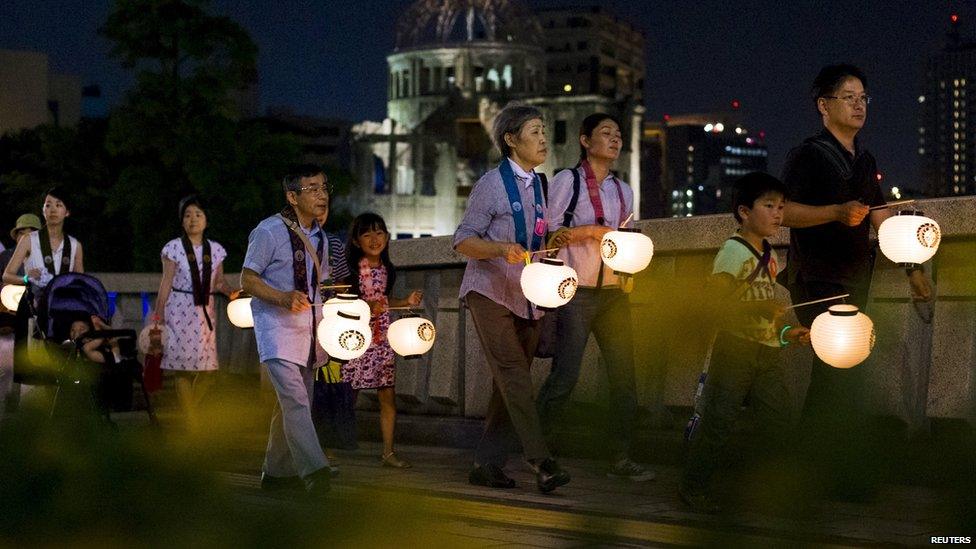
[343,213,422,468]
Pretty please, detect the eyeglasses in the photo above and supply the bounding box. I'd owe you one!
[823,94,872,106]
[298,184,333,196]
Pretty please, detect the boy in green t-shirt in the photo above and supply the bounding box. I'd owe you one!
[680,172,810,514]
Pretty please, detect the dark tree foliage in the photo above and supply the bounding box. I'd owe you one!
[99,0,302,271]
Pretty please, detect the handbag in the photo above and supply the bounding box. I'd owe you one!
[311,361,358,450]
[534,311,558,359]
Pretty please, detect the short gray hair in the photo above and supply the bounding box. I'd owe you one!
[492,104,543,158]
[281,164,325,194]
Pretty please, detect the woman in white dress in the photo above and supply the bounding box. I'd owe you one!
[154,196,237,430]
[3,187,84,292]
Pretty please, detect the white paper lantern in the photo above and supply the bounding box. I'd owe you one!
[0,284,26,311]
[601,228,654,275]
[520,258,578,310]
[388,314,436,359]
[137,324,169,355]
[322,293,371,326]
[878,211,941,267]
[317,311,372,363]
[810,304,875,369]
[227,296,254,328]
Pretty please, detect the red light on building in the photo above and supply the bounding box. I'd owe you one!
[758,130,766,139]
[876,172,884,182]
[663,113,671,121]
[951,13,959,23]
[731,99,741,109]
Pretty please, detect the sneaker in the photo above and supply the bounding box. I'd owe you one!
[678,483,721,514]
[530,458,571,493]
[468,464,516,488]
[607,458,656,482]
[381,451,413,469]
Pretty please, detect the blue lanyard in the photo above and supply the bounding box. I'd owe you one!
[498,160,544,253]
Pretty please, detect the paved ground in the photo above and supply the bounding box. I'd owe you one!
[217,432,958,547]
[8,380,969,547]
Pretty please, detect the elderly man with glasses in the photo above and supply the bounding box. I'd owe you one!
[780,64,933,503]
[241,164,344,499]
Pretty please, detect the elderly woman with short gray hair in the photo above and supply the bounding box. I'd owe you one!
[453,103,570,493]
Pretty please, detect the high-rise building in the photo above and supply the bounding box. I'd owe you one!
[642,110,768,217]
[920,13,976,198]
[536,6,645,104]
[0,49,82,134]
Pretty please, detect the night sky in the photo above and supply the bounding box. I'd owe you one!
[1,0,973,193]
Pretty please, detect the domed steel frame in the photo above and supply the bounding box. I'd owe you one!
[395,0,542,50]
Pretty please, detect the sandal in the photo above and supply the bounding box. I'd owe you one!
[381,451,412,469]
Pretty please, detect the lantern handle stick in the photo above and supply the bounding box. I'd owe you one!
[619,213,634,228]
[868,199,915,211]
[320,283,352,290]
[527,248,560,256]
[785,293,850,310]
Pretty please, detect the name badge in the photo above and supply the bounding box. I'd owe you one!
[534,218,547,237]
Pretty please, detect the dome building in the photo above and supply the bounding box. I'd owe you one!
[347,0,645,238]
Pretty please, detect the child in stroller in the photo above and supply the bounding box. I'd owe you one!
[15,273,156,424]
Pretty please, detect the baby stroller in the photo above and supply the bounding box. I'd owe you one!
[14,273,157,424]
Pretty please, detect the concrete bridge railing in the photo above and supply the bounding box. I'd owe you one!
[95,196,976,428]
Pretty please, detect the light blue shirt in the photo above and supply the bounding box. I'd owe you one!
[242,214,330,366]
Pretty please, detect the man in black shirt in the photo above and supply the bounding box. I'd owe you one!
[782,64,932,500]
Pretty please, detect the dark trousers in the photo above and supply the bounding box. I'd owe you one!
[683,332,791,491]
[466,292,550,466]
[536,288,638,458]
[789,279,878,496]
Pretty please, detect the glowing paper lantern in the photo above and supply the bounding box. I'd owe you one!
[520,258,578,310]
[810,304,875,369]
[322,293,371,326]
[0,284,25,311]
[227,296,254,328]
[388,314,436,359]
[317,311,372,363]
[601,228,654,275]
[878,211,941,267]
[137,324,169,355]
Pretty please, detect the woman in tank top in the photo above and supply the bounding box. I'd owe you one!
[3,186,84,292]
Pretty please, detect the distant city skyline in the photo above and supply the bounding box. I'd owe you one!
[1,0,973,193]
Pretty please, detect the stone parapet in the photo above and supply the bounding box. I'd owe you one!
[93,196,976,425]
